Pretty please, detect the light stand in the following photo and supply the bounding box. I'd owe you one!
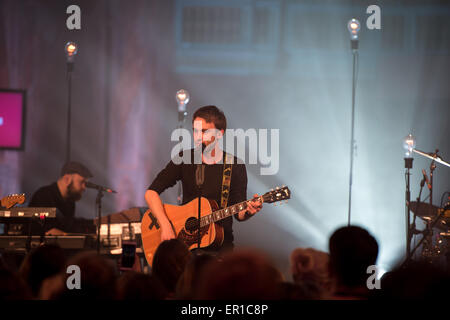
[347,19,360,226]
[65,42,78,163]
[176,89,190,205]
[403,134,416,261]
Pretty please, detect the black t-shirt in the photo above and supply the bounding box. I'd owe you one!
[148,149,248,249]
[28,182,94,234]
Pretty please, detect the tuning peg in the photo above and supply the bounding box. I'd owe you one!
[276,186,279,190]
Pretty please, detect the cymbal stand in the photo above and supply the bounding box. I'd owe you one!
[422,152,437,260]
[404,157,413,260]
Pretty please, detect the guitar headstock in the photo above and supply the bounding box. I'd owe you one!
[1,193,26,209]
[262,186,291,204]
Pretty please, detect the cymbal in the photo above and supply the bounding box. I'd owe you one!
[409,201,440,219]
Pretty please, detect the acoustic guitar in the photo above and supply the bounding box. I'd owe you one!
[141,186,291,266]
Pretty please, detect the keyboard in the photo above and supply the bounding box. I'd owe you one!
[0,207,57,219]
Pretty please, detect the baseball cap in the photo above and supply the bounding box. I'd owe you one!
[60,161,93,178]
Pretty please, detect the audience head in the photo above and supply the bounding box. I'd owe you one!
[116,271,168,300]
[290,247,333,297]
[379,260,450,299]
[329,226,379,290]
[175,250,219,299]
[53,251,118,300]
[19,244,66,297]
[151,239,192,295]
[194,248,283,300]
[277,281,324,300]
[0,268,32,300]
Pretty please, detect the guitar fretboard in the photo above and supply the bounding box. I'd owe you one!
[199,198,259,227]
[184,186,290,231]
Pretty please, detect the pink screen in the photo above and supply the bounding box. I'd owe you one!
[0,91,24,148]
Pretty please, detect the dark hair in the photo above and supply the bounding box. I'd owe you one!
[116,272,168,300]
[56,251,118,300]
[175,251,218,299]
[60,161,93,178]
[0,269,32,300]
[195,249,283,300]
[192,105,227,131]
[329,226,379,288]
[19,244,66,297]
[152,239,191,294]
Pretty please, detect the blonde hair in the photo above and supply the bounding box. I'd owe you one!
[290,248,333,295]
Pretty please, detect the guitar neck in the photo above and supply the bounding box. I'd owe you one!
[200,197,261,227]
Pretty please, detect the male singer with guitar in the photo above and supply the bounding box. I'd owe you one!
[144,106,262,253]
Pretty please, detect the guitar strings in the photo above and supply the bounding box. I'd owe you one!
[184,200,251,230]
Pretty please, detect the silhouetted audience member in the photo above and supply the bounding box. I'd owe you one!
[378,260,450,299]
[116,271,168,300]
[47,251,118,300]
[194,249,283,300]
[289,247,333,299]
[19,244,66,298]
[0,268,32,300]
[277,281,323,300]
[151,239,192,298]
[329,226,379,299]
[0,255,7,270]
[175,251,219,299]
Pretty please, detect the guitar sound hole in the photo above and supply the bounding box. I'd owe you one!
[185,217,199,234]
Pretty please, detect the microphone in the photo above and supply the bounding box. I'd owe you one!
[86,181,117,194]
[421,169,431,190]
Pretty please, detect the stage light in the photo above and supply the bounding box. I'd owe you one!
[176,89,190,113]
[65,41,78,62]
[403,134,416,157]
[347,19,361,40]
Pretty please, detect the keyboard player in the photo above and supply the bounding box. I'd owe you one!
[28,161,96,235]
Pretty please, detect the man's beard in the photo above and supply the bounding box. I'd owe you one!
[67,182,82,202]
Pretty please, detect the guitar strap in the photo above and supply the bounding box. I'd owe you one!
[220,152,233,209]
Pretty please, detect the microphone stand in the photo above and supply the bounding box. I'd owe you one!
[96,189,104,255]
[411,176,426,236]
[406,172,426,264]
[347,38,359,226]
[196,164,204,249]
